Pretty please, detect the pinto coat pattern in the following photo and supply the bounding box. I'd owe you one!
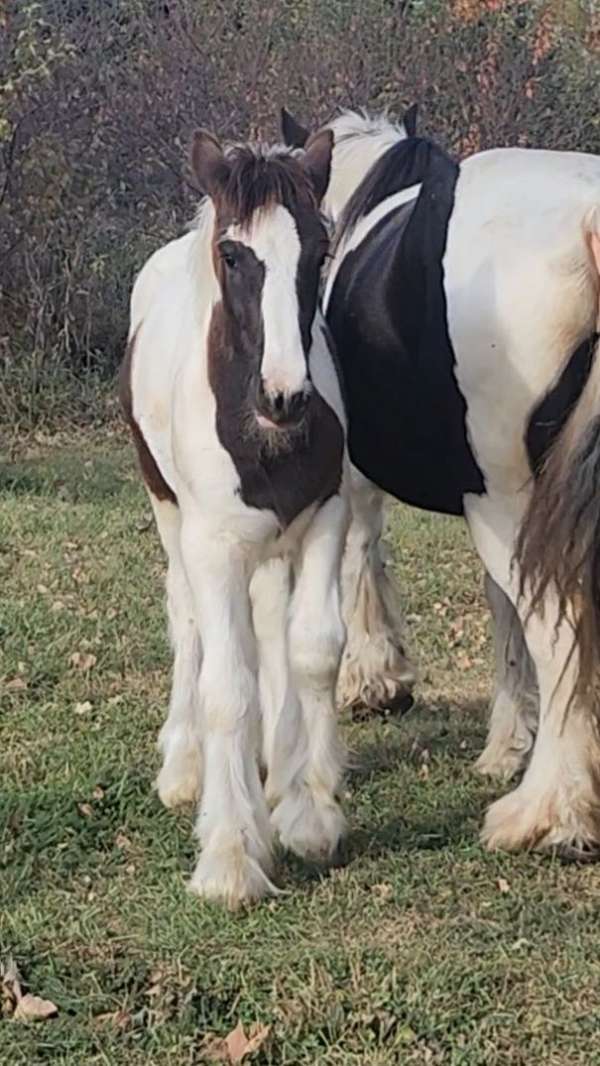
[120,129,350,907]
[283,107,600,857]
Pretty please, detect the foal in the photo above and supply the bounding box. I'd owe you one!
[120,128,348,906]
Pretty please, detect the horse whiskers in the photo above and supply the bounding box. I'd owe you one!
[241,402,309,458]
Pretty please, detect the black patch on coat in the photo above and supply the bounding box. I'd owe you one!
[327,137,485,516]
[208,303,344,529]
[526,333,597,476]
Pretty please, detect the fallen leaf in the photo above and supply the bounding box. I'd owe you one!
[1,958,22,1015]
[226,1022,271,1063]
[497,877,511,894]
[201,1036,229,1063]
[78,803,93,817]
[115,832,131,849]
[95,1009,130,1030]
[74,701,92,715]
[418,763,430,781]
[70,651,97,671]
[371,882,393,900]
[203,1022,271,1063]
[5,677,27,691]
[92,785,105,800]
[14,993,58,1022]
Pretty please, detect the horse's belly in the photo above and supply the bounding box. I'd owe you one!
[345,357,483,516]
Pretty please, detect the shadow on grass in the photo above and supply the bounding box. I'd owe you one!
[346,696,488,784]
[282,699,497,886]
[0,451,134,503]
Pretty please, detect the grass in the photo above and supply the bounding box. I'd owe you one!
[2,432,600,1065]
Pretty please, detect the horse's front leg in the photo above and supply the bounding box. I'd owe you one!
[272,494,348,861]
[180,516,276,907]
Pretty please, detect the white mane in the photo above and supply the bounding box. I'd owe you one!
[324,109,407,223]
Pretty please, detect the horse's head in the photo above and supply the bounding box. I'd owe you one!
[280,104,418,224]
[191,129,332,433]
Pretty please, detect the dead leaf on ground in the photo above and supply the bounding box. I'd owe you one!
[202,1021,271,1063]
[496,877,511,894]
[14,994,58,1022]
[1,958,22,1016]
[5,677,27,691]
[74,700,93,715]
[371,882,393,901]
[1,959,58,1022]
[70,651,97,671]
[95,1009,131,1030]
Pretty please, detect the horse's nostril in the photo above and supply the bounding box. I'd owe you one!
[274,392,285,413]
[289,390,308,420]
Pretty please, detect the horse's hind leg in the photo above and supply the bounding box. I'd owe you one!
[150,495,202,808]
[336,467,415,717]
[474,571,538,780]
[467,496,600,856]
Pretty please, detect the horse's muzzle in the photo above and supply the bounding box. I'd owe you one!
[255,385,309,429]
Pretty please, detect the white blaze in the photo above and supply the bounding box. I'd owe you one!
[228,205,308,399]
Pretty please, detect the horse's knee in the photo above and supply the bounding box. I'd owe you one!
[289,617,345,687]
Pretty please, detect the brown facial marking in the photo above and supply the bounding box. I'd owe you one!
[207,301,343,529]
[118,328,177,505]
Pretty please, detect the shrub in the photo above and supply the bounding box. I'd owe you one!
[1,0,598,430]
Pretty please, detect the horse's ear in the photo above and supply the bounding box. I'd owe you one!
[281,107,309,148]
[303,128,333,204]
[191,129,229,197]
[402,103,418,138]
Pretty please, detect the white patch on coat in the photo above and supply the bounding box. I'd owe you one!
[444,147,600,493]
[323,184,422,311]
[228,205,308,400]
[324,110,407,223]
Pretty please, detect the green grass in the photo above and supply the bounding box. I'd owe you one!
[2,434,600,1065]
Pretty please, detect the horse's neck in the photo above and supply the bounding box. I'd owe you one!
[325,127,405,223]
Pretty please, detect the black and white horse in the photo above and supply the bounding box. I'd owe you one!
[120,128,350,906]
[282,106,600,858]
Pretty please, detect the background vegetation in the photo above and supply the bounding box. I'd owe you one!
[1,0,599,433]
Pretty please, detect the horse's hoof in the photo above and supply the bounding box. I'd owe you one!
[350,688,414,722]
[553,842,600,865]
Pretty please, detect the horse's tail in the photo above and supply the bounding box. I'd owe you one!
[515,210,600,705]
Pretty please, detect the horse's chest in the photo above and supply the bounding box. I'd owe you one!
[218,395,344,529]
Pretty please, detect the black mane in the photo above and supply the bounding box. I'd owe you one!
[336,137,456,244]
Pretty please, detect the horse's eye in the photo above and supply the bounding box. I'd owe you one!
[222,251,237,269]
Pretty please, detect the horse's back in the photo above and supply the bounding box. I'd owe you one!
[327,142,600,511]
[126,231,205,501]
